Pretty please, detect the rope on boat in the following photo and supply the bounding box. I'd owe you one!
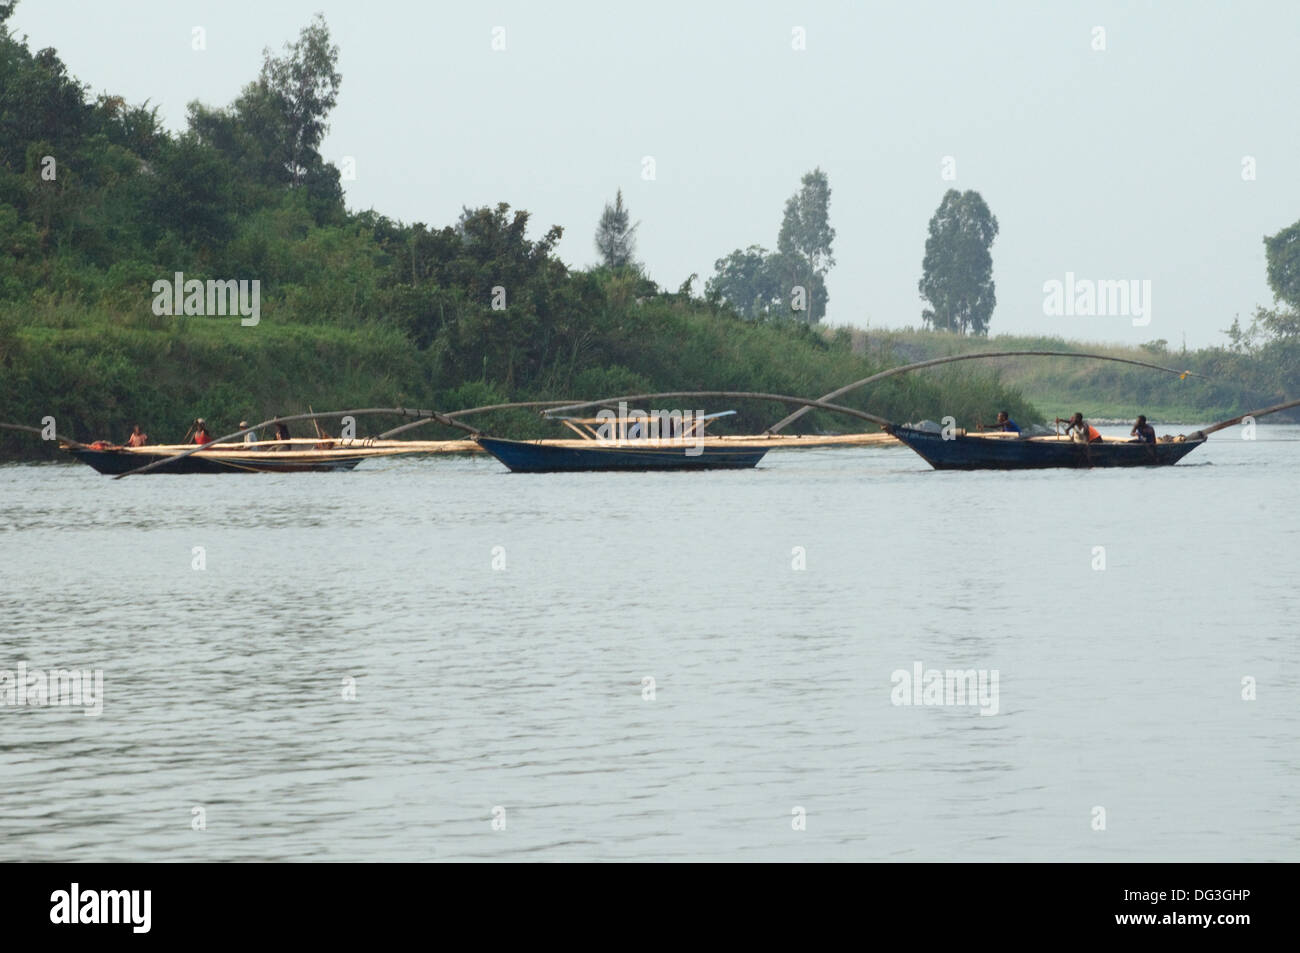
[765,350,1208,434]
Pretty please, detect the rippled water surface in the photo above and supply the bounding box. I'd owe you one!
[1,425,1297,861]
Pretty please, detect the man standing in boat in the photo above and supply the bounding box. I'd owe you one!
[191,419,213,445]
[1130,415,1156,444]
[1058,413,1102,443]
[125,424,148,447]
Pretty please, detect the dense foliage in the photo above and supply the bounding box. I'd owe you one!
[705,168,833,323]
[0,10,1032,456]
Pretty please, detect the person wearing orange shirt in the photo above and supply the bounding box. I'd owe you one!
[1057,413,1102,443]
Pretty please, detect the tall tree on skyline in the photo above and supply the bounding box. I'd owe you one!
[918,189,999,335]
[594,188,639,269]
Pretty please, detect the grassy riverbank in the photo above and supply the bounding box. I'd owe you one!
[837,327,1300,425]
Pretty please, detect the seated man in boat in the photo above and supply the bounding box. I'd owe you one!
[271,420,292,451]
[994,411,1021,434]
[125,424,148,447]
[1130,414,1156,444]
[1058,413,1102,443]
[240,420,259,444]
[191,419,214,445]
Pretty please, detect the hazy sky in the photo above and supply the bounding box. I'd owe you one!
[11,0,1299,347]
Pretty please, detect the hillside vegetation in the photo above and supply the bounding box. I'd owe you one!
[0,9,1034,458]
[3,7,1295,461]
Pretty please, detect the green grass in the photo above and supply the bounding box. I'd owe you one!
[833,326,1284,426]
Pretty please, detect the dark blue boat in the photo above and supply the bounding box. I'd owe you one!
[475,436,767,472]
[66,447,365,474]
[886,426,1206,470]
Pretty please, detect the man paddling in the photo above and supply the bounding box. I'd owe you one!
[1130,415,1156,444]
[994,411,1020,433]
[191,418,213,445]
[1058,413,1102,443]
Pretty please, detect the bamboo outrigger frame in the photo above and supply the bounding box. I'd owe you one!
[767,349,1206,434]
[108,395,893,478]
[546,410,735,442]
[8,350,1297,478]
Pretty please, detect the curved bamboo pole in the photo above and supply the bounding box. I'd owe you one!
[1193,396,1300,437]
[764,349,1205,434]
[113,408,479,479]
[541,391,895,428]
[0,421,93,449]
[118,393,893,478]
[377,400,579,438]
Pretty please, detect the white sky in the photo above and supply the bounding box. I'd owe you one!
[11,0,1300,347]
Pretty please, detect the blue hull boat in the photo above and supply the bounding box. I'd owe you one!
[887,426,1205,470]
[68,447,365,474]
[475,436,767,472]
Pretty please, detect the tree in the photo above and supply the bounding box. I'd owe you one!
[767,248,828,322]
[777,168,835,322]
[707,169,835,323]
[1264,220,1300,313]
[0,34,95,170]
[261,14,340,187]
[594,188,638,268]
[144,134,235,249]
[777,167,836,321]
[187,14,340,192]
[918,189,999,335]
[705,245,781,319]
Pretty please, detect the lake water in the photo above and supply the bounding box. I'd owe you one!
[1,424,1297,861]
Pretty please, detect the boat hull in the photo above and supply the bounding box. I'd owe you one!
[68,448,365,474]
[475,436,768,472]
[887,427,1205,470]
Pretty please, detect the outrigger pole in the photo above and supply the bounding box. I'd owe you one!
[0,421,93,449]
[765,350,1206,434]
[112,408,480,479]
[1194,396,1300,437]
[115,393,896,478]
[376,400,580,439]
[542,391,894,427]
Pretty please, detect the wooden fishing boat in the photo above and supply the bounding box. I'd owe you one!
[64,441,374,474]
[474,436,767,472]
[476,411,769,472]
[885,426,1206,470]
